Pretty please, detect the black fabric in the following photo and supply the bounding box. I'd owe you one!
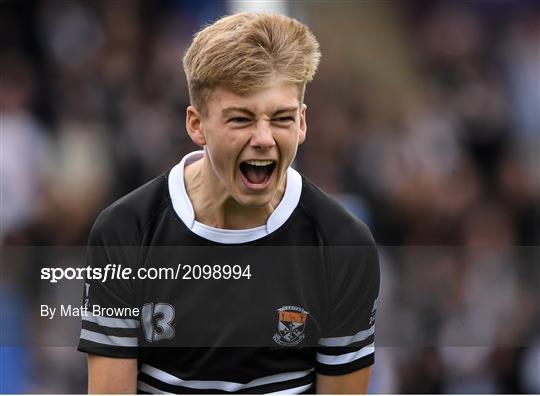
[78,169,379,393]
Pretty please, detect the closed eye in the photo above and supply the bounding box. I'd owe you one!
[274,117,295,123]
[228,117,251,124]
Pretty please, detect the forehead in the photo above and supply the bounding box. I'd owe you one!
[207,81,301,115]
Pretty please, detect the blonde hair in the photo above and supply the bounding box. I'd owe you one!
[183,13,321,114]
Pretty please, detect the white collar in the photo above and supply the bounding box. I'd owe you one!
[168,151,302,244]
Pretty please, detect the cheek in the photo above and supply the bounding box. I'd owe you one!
[207,135,241,177]
[210,150,229,172]
[277,128,300,153]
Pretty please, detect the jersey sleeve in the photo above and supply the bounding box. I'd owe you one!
[316,241,379,376]
[77,208,140,358]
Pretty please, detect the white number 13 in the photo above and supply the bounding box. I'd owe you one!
[141,303,175,342]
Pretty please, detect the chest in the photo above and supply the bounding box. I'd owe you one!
[136,246,328,348]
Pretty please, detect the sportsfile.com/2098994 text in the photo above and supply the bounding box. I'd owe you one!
[40,263,252,283]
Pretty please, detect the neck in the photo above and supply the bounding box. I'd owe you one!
[183,155,286,229]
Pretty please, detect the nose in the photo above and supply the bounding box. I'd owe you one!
[250,120,276,150]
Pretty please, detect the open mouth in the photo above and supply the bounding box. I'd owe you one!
[239,160,276,186]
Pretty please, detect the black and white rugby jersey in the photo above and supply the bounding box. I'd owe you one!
[78,151,379,394]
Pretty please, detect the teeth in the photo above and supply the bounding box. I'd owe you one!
[245,160,274,166]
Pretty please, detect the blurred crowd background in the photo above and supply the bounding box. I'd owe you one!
[1,0,539,393]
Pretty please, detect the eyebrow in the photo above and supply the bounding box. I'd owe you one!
[273,106,299,115]
[222,107,255,117]
[222,106,298,117]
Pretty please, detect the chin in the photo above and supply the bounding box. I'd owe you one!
[234,192,274,209]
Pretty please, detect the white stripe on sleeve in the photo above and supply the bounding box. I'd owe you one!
[316,343,375,365]
[82,314,139,329]
[80,329,138,347]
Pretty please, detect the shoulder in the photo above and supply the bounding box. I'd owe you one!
[89,172,170,245]
[298,176,376,247]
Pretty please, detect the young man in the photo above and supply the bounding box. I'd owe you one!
[78,13,379,394]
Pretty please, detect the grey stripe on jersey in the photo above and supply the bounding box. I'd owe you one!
[318,325,374,347]
[316,343,375,365]
[80,328,138,347]
[138,381,171,394]
[137,381,313,395]
[82,314,139,329]
[141,364,314,392]
[138,380,314,395]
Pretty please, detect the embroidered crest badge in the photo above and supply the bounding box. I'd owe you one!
[273,306,309,346]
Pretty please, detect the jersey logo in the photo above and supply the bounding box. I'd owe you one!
[273,306,309,346]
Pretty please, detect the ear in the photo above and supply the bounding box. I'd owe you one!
[298,103,307,145]
[186,105,206,146]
